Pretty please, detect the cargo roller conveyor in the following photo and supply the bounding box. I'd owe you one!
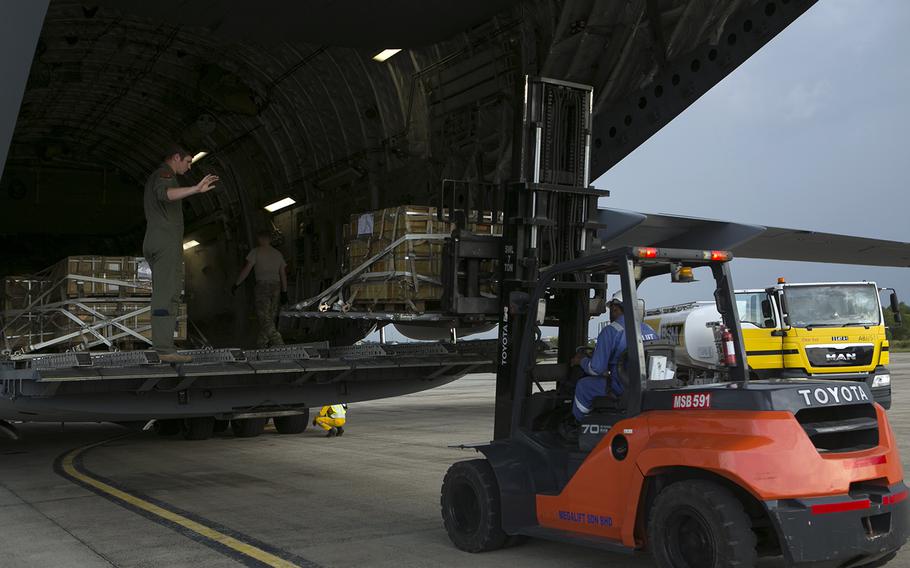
[0,341,498,423]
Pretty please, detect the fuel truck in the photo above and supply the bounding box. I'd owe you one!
[645,280,900,407]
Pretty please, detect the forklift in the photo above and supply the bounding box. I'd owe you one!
[439,79,908,566]
[442,245,908,567]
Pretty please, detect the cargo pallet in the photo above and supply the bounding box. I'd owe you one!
[1,258,185,355]
[291,233,449,316]
[298,201,502,319]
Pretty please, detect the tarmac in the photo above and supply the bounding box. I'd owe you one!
[2,355,910,568]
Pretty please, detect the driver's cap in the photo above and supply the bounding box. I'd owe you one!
[609,291,623,306]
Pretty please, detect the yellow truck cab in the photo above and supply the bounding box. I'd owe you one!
[737,280,899,408]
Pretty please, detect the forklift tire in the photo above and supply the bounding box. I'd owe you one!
[441,459,509,553]
[648,480,757,568]
[231,417,268,438]
[274,410,310,435]
[182,417,215,441]
[856,551,898,568]
[213,419,229,434]
[153,419,182,437]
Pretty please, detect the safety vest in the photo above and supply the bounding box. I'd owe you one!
[330,404,346,418]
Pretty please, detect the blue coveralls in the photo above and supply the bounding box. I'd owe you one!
[572,315,659,420]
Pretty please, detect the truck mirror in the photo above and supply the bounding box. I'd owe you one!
[761,299,773,320]
[536,299,547,325]
[777,293,791,329]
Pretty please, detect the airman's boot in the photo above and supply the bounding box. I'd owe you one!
[159,353,192,364]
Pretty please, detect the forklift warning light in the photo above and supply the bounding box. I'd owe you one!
[637,247,659,258]
[710,250,731,261]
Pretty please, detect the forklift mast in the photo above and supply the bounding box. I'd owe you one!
[494,78,609,439]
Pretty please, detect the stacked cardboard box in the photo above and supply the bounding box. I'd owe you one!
[344,206,501,312]
[1,256,185,353]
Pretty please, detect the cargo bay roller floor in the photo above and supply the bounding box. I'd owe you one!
[3,357,910,568]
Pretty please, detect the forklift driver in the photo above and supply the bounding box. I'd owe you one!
[569,291,659,421]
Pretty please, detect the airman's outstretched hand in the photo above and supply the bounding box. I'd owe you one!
[196,174,219,193]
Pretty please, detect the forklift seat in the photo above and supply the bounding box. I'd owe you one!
[531,363,569,383]
[577,342,677,451]
[578,359,629,451]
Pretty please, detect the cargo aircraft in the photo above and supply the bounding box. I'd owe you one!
[0,0,907,433]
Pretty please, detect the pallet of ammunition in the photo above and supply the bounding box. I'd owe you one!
[51,256,154,298]
[1,255,185,353]
[2,276,53,311]
[343,205,501,312]
[2,300,187,353]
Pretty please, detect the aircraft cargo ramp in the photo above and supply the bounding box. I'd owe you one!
[0,341,497,422]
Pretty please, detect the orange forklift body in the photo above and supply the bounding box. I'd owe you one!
[536,404,904,548]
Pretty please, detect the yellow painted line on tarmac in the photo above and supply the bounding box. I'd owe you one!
[58,437,308,568]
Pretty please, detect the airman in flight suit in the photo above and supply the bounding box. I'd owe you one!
[143,145,218,363]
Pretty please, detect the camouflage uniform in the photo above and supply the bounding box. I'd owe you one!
[246,245,286,348]
[254,281,284,348]
[142,164,183,354]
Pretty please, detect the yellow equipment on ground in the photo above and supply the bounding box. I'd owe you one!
[314,404,347,433]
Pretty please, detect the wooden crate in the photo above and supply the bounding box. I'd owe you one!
[349,205,453,241]
[64,301,186,339]
[3,300,186,352]
[348,240,444,275]
[349,280,443,303]
[51,256,155,298]
[343,205,501,312]
[2,276,52,311]
[3,329,56,351]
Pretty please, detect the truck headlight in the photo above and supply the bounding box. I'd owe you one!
[872,374,891,388]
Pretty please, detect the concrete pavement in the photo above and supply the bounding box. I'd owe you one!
[2,356,910,567]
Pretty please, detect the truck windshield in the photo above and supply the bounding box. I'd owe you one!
[783,284,881,328]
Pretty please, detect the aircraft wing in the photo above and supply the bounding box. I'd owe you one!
[596,209,910,268]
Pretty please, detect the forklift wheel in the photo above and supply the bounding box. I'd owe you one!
[231,417,268,438]
[441,459,509,552]
[856,551,898,568]
[274,410,310,435]
[648,480,757,568]
[182,417,215,441]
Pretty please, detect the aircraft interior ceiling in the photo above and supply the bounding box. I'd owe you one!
[0,0,813,343]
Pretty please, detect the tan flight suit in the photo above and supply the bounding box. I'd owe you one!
[142,164,183,354]
[247,245,286,348]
